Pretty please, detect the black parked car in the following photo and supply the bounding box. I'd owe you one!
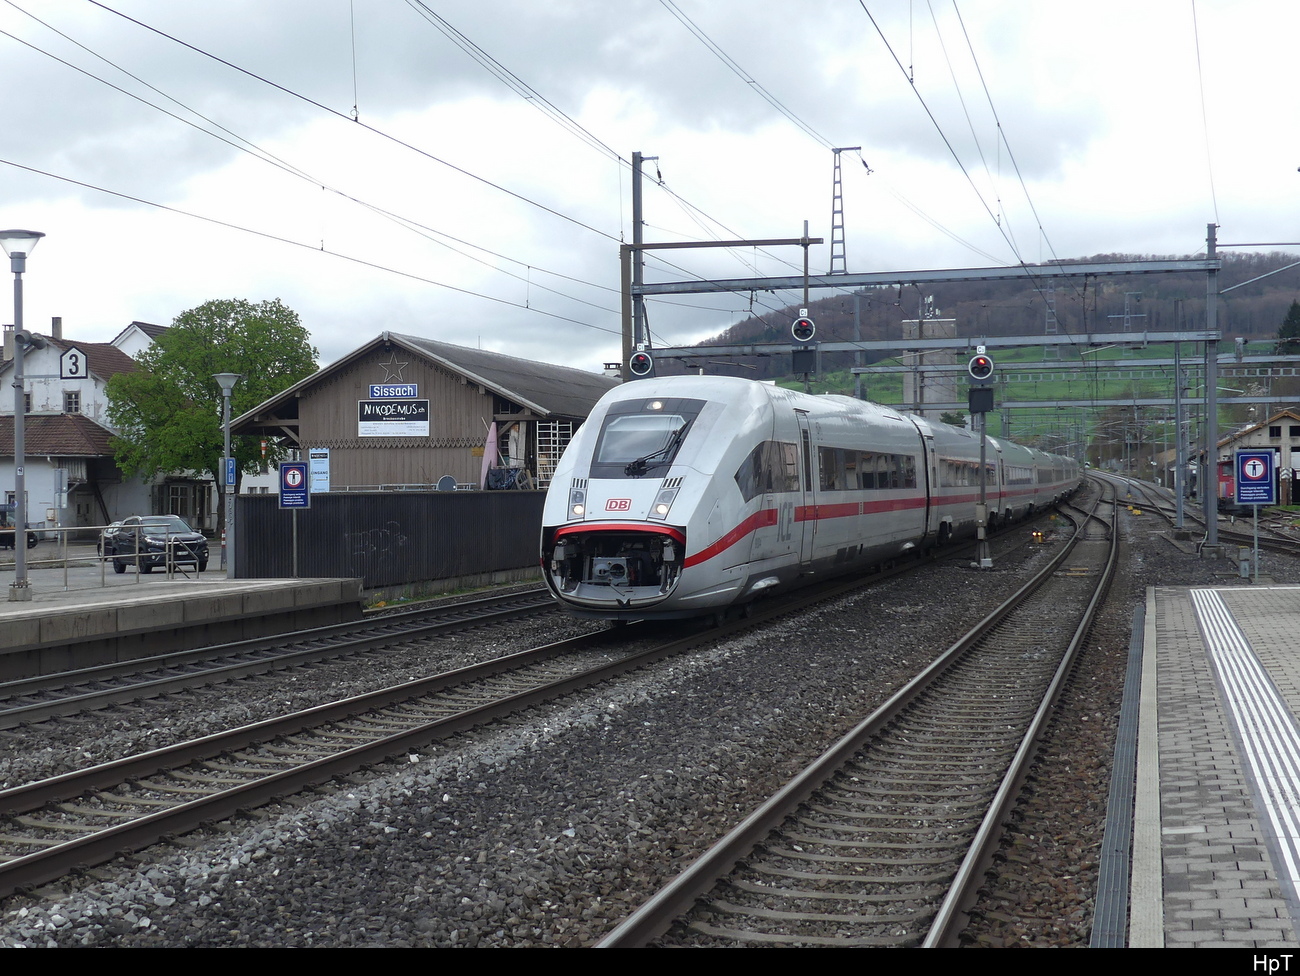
[105,515,209,573]
[0,505,37,550]
[96,521,123,556]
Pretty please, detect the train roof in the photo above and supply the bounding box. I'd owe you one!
[603,375,911,418]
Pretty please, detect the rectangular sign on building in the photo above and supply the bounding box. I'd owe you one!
[368,383,418,398]
[358,399,430,437]
[309,448,330,493]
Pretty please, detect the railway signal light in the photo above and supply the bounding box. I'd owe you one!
[791,316,815,342]
[628,350,655,377]
[968,354,994,380]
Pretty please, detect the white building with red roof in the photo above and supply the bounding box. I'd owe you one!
[0,319,165,532]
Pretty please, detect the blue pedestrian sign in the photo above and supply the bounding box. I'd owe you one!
[1236,450,1276,506]
[279,461,311,509]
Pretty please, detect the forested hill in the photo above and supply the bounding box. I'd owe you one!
[675,251,1300,380]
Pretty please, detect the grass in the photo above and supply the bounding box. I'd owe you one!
[777,341,1271,444]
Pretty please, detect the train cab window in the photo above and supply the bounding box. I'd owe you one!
[590,397,706,478]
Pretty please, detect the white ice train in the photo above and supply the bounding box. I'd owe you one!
[541,376,1079,620]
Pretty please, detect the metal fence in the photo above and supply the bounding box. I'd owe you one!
[0,521,206,592]
[234,491,545,588]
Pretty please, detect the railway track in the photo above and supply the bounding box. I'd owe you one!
[0,627,666,899]
[597,477,1118,947]
[0,586,555,730]
[1113,475,1300,558]
[0,507,1075,902]
[0,515,1046,734]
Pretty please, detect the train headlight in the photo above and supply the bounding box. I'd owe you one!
[569,488,586,518]
[648,486,679,520]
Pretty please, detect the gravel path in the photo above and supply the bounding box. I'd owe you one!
[0,509,1277,947]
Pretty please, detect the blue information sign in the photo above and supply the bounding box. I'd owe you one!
[224,456,237,488]
[1236,450,1276,506]
[279,461,311,509]
[368,383,418,398]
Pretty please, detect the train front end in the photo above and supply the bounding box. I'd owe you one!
[541,378,765,620]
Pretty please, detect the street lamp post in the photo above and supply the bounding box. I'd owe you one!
[213,373,241,579]
[1,230,45,603]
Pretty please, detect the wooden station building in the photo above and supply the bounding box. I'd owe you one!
[231,332,618,491]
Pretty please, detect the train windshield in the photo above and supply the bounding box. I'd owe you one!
[590,397,706,478]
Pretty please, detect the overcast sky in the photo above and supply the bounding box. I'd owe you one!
[2,0,1296,375]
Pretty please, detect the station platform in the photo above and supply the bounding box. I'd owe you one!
[1130,584,1300,948]
[0,574,364,680]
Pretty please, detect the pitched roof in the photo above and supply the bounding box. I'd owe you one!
[110,320,168,345]
[1217,408,1300,449]
[0,335,138,382]
[389,333,617,418]
[231,332,619,434]
[45,337,138,380]
[0,413,116,457]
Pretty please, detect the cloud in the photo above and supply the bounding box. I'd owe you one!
[1,0,1297,380]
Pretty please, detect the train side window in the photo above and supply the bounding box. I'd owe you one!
[939,457,965,488]
[779,443,800,492]
[859,452,876,489]
[819,447,846,491]
[843,450,859,487]
[735,441,801,502]
[735,445,765,502]
[810,450,918,491]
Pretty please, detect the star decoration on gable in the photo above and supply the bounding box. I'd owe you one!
[378,352,409,382]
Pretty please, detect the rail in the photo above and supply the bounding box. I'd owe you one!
[0,514,1055,898]
[596,481,1117,947]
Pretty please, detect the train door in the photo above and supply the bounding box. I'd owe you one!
[797,411,814,569]
[906,417,938,543]
[746,426,798,566]
[992,444,1005,517]
[921,432,937,541]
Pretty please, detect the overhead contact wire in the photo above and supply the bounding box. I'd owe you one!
[87,0,620,243]
[0,158,622,337]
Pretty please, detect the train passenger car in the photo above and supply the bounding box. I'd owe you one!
[541,376,1078,620]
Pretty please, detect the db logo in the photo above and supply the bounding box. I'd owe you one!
[605,498,632,511]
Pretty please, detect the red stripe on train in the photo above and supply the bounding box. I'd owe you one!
[683,508,778,567]
[554,522,687,544]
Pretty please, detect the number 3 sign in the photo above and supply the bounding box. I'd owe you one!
[60,346,90,379]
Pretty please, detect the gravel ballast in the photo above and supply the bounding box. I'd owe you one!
[0,506,1291,947]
